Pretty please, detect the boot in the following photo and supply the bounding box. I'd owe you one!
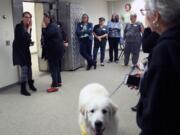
[21,82,31,96]
[94,61,97,69]
[28,80,37,91]
[86,63,92,71]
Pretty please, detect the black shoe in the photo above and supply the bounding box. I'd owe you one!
[94,61,97,69]
[51,83,59,88]
[58,83,62,87]
[28,80,37,91]
[86,65,91,70]
[21,82,31,96]
[107,60,113,63]
[131,105,137,112]
[86,63,93,70]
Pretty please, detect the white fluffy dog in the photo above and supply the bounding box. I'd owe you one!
[79,83,118,135]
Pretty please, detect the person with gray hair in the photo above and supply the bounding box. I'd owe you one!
[137,0,180,135]
[123,13,144,67]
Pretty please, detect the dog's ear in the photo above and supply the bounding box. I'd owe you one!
[80,106,88,120]
[80,106,85,116]
[110,101,118,116]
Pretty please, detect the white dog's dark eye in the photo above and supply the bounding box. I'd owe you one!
[90,109,95,113]
[102,109,107,114]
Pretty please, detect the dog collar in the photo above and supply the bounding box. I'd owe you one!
[80,123,89,135]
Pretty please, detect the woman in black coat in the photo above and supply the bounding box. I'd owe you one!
[13,11,37,96]
[137,1,180,135]
[42,13,64,93]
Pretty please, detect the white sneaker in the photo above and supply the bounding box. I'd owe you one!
[100,63,105,66]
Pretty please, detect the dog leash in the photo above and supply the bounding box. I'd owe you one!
[110,66,137,97]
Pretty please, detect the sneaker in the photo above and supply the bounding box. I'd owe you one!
[47,87,58,93]
[100,63,104,66]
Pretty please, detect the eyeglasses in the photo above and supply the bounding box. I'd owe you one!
[140,9,151,16]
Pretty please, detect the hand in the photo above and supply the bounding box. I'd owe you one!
[64,42,69,48]
[42,21,46,28]
[28,20,32,29]
[127,72,143,90]
[97,36,102,42]
[27,20,32,33]
[106,35,108,40]
[133,71,143,77]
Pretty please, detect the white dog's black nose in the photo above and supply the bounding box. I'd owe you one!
[95,121,103,128]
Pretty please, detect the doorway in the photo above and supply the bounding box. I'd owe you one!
[22,1,55,77]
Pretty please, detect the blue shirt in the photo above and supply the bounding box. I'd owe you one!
[107,21,121,38]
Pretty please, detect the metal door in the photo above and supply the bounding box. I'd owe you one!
[58,1,85,71]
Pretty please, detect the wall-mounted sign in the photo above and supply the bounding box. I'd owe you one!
[125,3,131,12]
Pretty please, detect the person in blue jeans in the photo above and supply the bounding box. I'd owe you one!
[93,17,108,67]
[42,13,64,93]
[76,14,96,70]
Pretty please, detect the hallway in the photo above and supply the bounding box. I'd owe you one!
[0,55,141,135]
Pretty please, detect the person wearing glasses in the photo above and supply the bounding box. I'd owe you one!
[13,12,37,96]
[137,0,180,135]
[93,17,108,67]
[124,13,144,67]
[76,14,96,70]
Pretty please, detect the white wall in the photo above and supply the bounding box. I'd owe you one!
[62,0,109,25]
[0,0,19,88]
[108,0,145,24]
[80,0,109,25]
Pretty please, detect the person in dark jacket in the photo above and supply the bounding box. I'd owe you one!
[93,17,108,67]
[42,13,64,93]
[142,28,160,64]
[76,14,96,70]
[137,0,180,135]
[57,21,68,46]
[13,11,37,96]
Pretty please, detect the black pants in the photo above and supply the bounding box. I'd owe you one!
[79,37,93,66]
[48,59,61,87]
[93,39,107,63]
[108,37,120,61]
